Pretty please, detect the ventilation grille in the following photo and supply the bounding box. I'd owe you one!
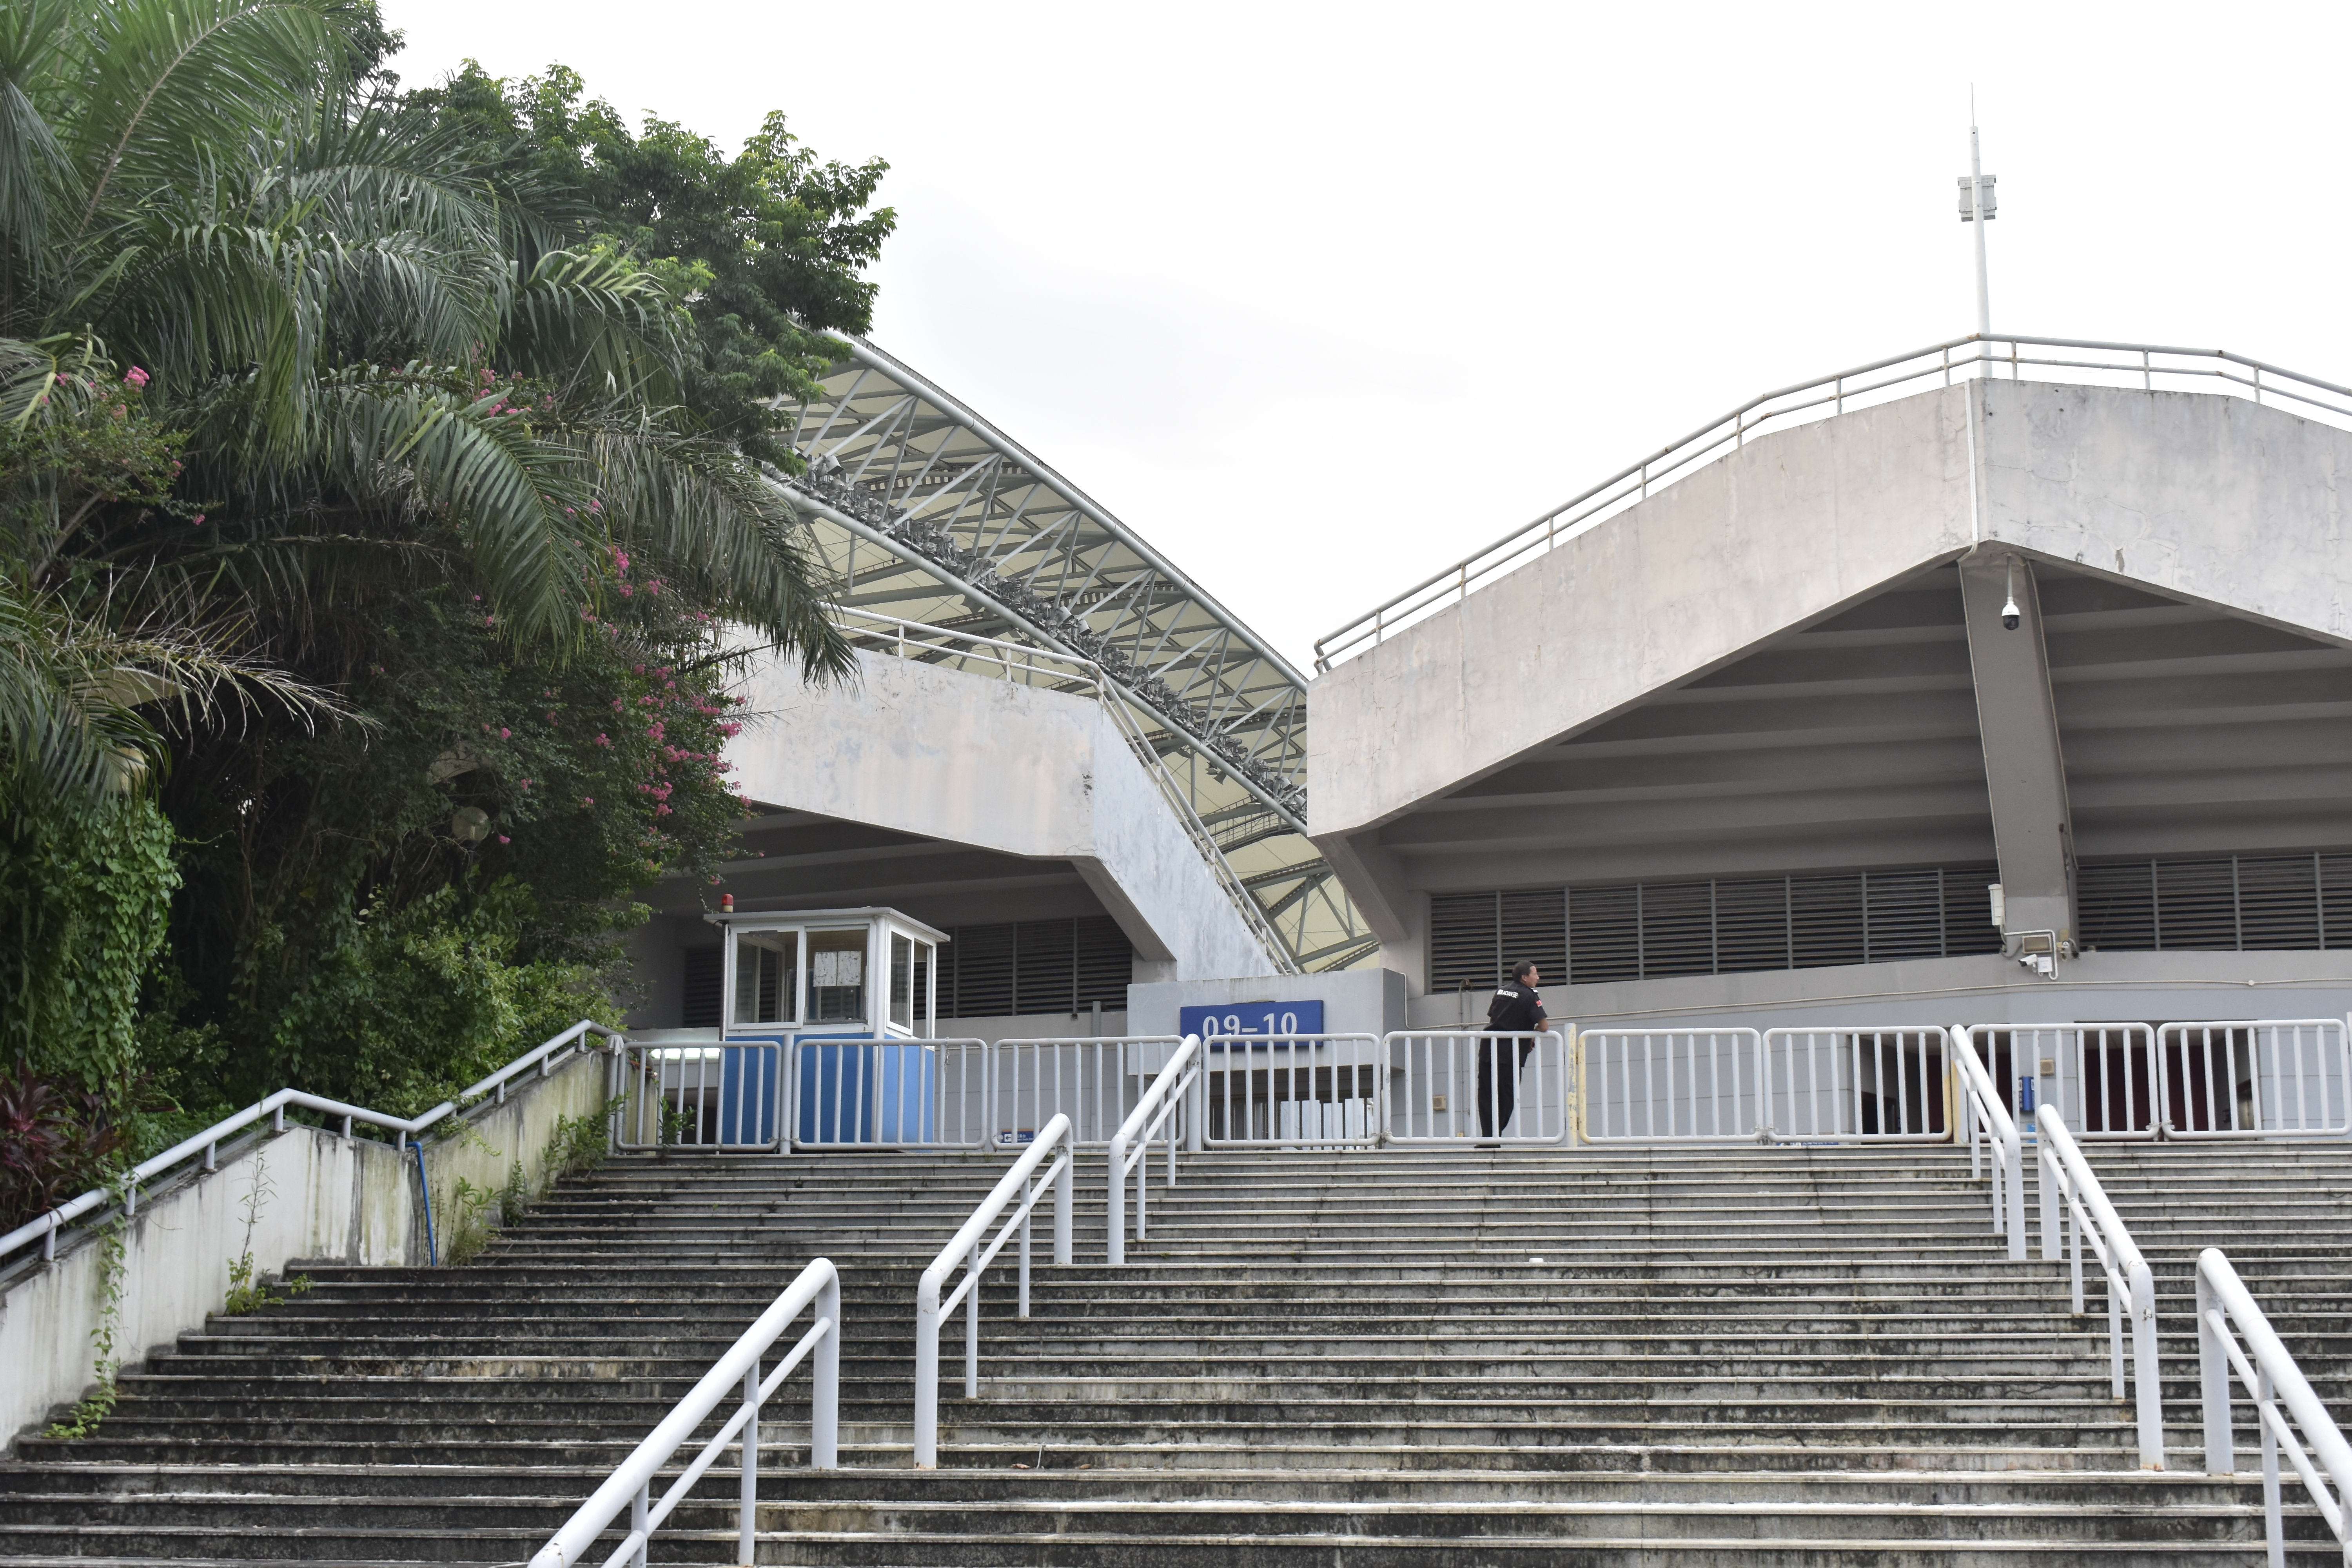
[942,917,1134,1018]
[1431,864,2002,989]
[2078,853,2352,952]
[680,947,722,1028]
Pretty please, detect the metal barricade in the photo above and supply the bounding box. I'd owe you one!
[1580,1028,1763,1142]
[1385,1032,1570,1144]
[2161,1018,2351,1138]
[613,1041,783,1152]
[988,1037,1183,1148]
[789,1038,990,1151]
[1200,1034,1382,1147]
[1761,1027,1949,1141]
[1978,1024,2161,1140]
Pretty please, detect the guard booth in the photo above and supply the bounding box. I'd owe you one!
[710,906,950,1147]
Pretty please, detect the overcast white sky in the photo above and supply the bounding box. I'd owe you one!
[385,2,2352,670]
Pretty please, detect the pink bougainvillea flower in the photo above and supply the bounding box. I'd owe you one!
[497,834,511,844]
[593,733,611,748]
[519,779,532,791]
[190,514,205,526]
[582,797,595,807]
[498,727,511,739]
[123,366,149,388]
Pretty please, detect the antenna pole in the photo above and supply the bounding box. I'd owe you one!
[1968,120,1993,337]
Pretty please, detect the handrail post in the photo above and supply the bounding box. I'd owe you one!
[965,1255,980,1398]
[2004,1123,2025,1261]
[812,1272,840,1469]
[629,1482,649,1568]
[1106,1126,1128,1267]
[2037,1118,2061,1262]
[2198,1260,2234,1474]
[1053,1140,1073,1265]
[738,1352,760,1564]
[2131,1258,2165,1470]
[1185,1056,1207,1152]
[914,1271,942,1467]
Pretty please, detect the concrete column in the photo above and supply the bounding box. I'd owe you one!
[1958,550,2076,946]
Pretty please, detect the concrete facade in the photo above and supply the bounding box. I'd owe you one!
[0,1049,610,1447]
[626,650,1279,1030]
[1311,380,2352,1010]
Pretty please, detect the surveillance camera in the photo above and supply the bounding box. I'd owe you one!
[2001,598,2021,631]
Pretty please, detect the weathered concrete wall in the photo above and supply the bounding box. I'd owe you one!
[1309,385,1979,840]
[2,1048,610,1449]
[731,649,1276,981]
[1977,381,2352,645]
[1404,948,2352,1034]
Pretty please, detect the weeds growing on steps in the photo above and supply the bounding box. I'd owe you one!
[221,1152,313,1316]
[45,1172,132,1439]
[438,1101,619,1267]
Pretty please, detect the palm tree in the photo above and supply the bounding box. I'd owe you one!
[0,0,848,806]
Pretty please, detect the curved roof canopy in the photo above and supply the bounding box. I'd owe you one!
[778,336,1374,971]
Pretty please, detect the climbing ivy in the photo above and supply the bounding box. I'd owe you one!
[45,1174,132,1439]
[0,791,178,1091]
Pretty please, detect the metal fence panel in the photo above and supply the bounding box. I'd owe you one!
[1580,1029,1764,1142]
[1978,1024,2161,1140]
[2161,1020,2351,1138]
[613,1042,783,1152]
[1201,1035,1382,1147]
[1385,1032,1570,1144]
[1761,1027,1949,1141]
[987,1038,1183,1148]
[789,1039,991,1151]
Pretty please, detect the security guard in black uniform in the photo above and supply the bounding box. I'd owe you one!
[1480,961,1548,1141]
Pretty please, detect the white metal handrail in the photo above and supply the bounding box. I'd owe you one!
[2163,1018,2351,1139]
[2196,1247,2352,1562]
[1761,1026,1951,1141]
[913,1112,1075,1467]
[1106,1036,1202,1265]
[2033,1103,2165,1470]
[1386,1031,1570,1144]
[1581,1027,1764,1142]
[993,1036,1183,1147]
[1951,1027,2026,1262]
[1314,333,2352,669]
[0,1019,624,1265]
[1200,1033,1383,1147]
[528,1257,840,1568]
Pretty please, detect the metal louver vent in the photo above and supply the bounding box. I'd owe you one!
[1430,865,2003,989]
[1074,916,1132,1009]
[681,948,722,1028]
[2078,852,2352,953]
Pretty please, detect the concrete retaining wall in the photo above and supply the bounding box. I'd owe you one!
[1,1047,612,1449]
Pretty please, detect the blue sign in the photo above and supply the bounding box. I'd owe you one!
[1181,1000,1325,1048]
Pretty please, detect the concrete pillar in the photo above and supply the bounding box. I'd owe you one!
[1959,550,2076,947]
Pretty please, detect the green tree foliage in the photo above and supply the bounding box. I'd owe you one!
[409,62,895,468]
[0,2,889,1147]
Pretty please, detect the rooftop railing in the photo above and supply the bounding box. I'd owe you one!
[1313,334,2352,671]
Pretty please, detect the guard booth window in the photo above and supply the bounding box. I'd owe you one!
[807,930,866,1024]
[733,931,797,1025]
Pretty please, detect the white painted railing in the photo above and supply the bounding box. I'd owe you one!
[1315,333,2352,669]
[1385,1031,1570,1144]
[913,1112,1075,1467]
[612,1039,783,1152]
[1980,1023,2162,1140]
[1200,1034,1383,1146]
[992,1036,1183,1147]
[2163,1019,2350,1139]
[1107,1036,1203,1265]
[2196,1247,2352,1562]
[1762,1026,1951,1141]
[1581,1028,1763,1142]
[2032,1103,2165,1470]
[0,1020,623,1266]
[1952,1026,2027,1262]
[528,1257,840,1568]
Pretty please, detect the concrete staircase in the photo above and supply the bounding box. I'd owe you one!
[5,1142,2349,1564]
